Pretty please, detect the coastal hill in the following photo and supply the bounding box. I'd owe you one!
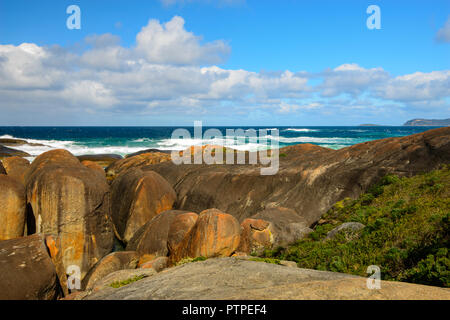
[404,118,450,126]
[0,127,449,300]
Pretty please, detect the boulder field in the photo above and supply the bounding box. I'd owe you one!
[142,127,450,225]
[0,127,448,300]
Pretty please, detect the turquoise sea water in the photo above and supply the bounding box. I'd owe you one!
[0,126,442,159]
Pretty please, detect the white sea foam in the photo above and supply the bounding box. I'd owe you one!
[265,135,360,144]
[1,132,362,162]
[131,138,154,143]
[283,128,318,132]
[1,134,156,161]
[157,137,265,152]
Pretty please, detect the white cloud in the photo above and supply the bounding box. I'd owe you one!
[135,16,230,65]
[0,16,448,124]
[277,101,321,114]
[374,70,450,102]
[320,63,389,97]
[436,16,450,43]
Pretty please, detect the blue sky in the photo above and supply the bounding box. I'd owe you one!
[0,0,449,126]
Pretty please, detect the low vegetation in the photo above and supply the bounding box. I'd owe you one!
[109,275,147,288]
[175,256,208,266]
[259,165,450,287]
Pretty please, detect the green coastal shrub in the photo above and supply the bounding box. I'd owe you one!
[109,275,147,288]
[259,165,450,287]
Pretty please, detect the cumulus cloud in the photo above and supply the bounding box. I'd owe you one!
[436,16,450,43]
[0,16,448,124]
[320,63,389,97]
[135,16,230,65]
[277,101,321,114]
[374,71,450,102]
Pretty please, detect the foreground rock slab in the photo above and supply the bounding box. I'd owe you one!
[84,257,450,300]
[0,234,60,300]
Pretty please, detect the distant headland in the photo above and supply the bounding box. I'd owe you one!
[403,118,450,126]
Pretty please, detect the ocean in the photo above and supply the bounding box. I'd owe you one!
[0,126,442,161]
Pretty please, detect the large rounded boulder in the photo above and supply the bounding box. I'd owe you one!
[82,251,139,290]
[26,149,114,281]
[106,152,171,180]
[171,208,241,263]
[0,174,26,240]
[25,149,80,180]
[126,210,198,264]
[110,168,177,244]
[237,218,274,255]
[251,207,312,247]
[1,156,30,184]
[0,234,60,300]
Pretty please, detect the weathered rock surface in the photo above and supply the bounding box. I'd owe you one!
[237,218,273,255]
[110,168,176,244]
[126,149,171,158]
[106,152,171,179]
[251,207,312,247]
[81,160,106,177]
[25,149,80,178]
[45,235,69,296]
[142,127,450,225]
[77,154,122,168]
[325,222,365,240]
[126,210,197,263]
[83,257,450,300]
[0,144,30,158]
[167,211,199,255]
[26,149,114,281]
[0,138,29,146]
[0,138,45,147]
[0,161,6,174]
[1,156,30,184]
[87,268,156,293]
[0,234,60,300]
[0,174,26,240]
[171,209,241,262]
[82,251,139,290]
[140,256,169,272]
